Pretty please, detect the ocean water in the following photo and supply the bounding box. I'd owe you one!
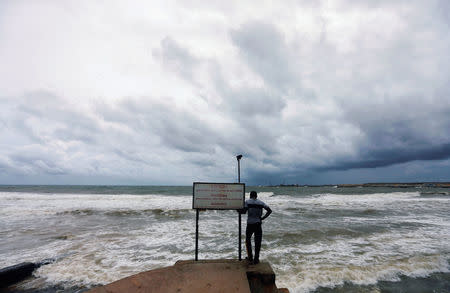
[1,185,449,293]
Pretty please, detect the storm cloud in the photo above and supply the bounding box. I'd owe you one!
[0,0,449,185]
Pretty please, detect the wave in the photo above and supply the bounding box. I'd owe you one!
[0,192,192,218]
[420,191,449,197]
[314,271,450,293]
[0,185,193,195]
[56,208,193,218]
[287,255,450,293]
[266,228,366,246]
[3,187,449,293]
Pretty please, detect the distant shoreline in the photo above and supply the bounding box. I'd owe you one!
[0,182,449,188]
[266,182,450,188]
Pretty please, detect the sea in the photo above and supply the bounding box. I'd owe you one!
[1,185,449,293]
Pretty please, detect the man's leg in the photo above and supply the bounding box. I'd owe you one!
[254,223,262,264]
[245,224,254,261]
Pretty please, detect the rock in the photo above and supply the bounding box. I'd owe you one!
[0,262,37,288]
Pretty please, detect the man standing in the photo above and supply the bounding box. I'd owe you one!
[240,191,272,264]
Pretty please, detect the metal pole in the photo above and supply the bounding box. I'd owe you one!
[195,209,199,261]
[239,207,242,260]
[237,155,242,261]
[238,159,241,183]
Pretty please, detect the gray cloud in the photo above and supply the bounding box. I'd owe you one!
[126,10,450,183]
[152,36,287,159]
[230,21,296,91]
[98,96,219,154]
[152,37,201,85]
[317,143,450,172]
[1,1,450,185]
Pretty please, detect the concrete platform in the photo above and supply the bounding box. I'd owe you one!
[88,259,289,293]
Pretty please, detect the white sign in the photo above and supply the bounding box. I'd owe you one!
[193,182,245,210]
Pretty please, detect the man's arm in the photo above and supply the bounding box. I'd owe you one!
[237,207,248,214]
[237,200,248,214]
[261,206,272,220]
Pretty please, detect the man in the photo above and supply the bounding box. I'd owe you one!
[239,191,272,264]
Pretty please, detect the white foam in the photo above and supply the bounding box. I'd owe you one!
[0,192,191,219]
[2,190,449,292]
[280,254,449,293]
[267,222,450,292]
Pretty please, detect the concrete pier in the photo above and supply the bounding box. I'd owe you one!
[88,259,289,293]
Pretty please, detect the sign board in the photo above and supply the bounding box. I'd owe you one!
[193,182,245,210]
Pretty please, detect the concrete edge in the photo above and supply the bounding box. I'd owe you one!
[0,262,37,288]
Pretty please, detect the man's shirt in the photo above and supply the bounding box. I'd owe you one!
[245,198,269,224]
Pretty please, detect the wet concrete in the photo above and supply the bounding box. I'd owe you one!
[88,259,289,293]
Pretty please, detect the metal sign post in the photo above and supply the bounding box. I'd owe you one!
[193,182,245,261]
[195,209,199,261]
[236,154,243,261]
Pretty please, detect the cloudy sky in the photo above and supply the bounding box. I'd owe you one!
[1,0,449,185]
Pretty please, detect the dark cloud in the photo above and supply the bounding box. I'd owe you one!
[112,148,148,165]
[0,90,231,183]
[214,77,286,117]
[1,1,450,185]
[230,21,295,91]
[437,0,450,24]
[148,10,450,184]
[10,154,67,175]
[154,36,287,118]
[317,143,450,172]
[152,35,287,158]
[152,37,202,85]
[11,91,101,145]
[98,96,219,154]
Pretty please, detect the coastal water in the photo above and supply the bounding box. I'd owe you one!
[1,185,449,292]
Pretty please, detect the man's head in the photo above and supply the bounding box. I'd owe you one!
[250,191,257,199]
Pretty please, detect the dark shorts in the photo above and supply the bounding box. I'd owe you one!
[246,222,262,236]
